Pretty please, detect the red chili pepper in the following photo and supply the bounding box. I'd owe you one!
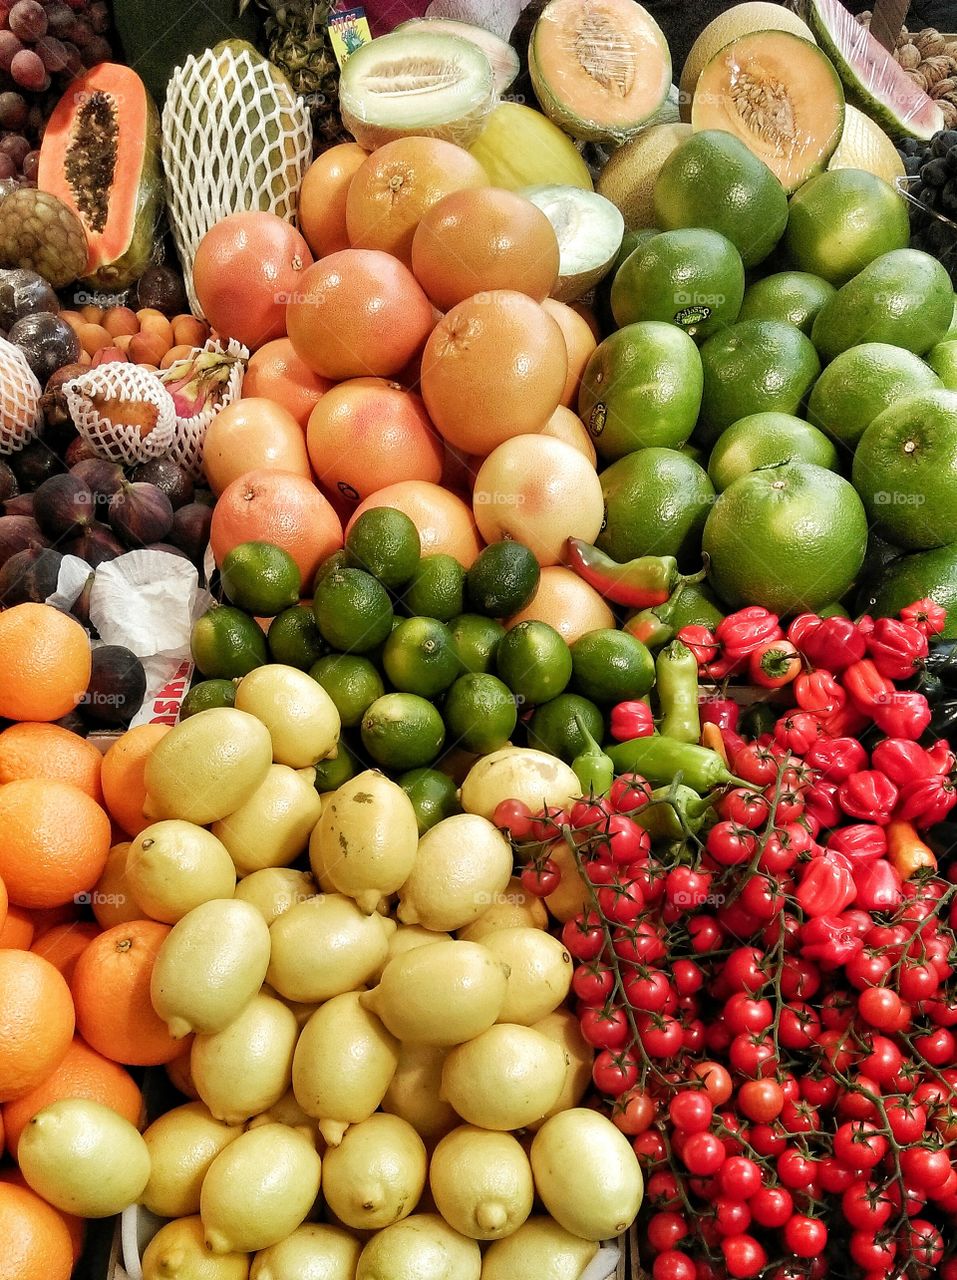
[774,710,826,756]
[796,852,856,918]
[609,700,655,742]
[852,859,904,913]
[794,670,845,717]
[837,770,899,825]
[676,624,719,665]
[826,823,887,866]
[871,691,932,741]
[699,697,740,731]
[721,728,746,762]
[842,659,894,714]
[716,607,782,663]
[805,736,868,782]
[900,597,947,638]
[565,539,704,609]
[927,740,955,774]
[817,703,870,739]
[896,774,957,829]
[787,613,821,648]
[866,617,929,682]
[805,779,842,828]
[871,738,939,787]
[749,638,802,688]
[799,914,864,968]
[796,616,867,672]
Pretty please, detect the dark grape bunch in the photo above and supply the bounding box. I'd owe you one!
[0,0,113,186]
[900,129,957,283]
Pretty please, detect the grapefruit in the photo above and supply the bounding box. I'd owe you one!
[541,406,597,466]
[241,338,332,428]
[298,142,368,259]
[203,398,312,495]
[541,299,598,410]
[506,566,615,644]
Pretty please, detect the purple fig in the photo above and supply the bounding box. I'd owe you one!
[70,571,94,628]
[64,436,103,467]
[131,458,194,510]
[64,522,125,568]
[0,546,62,605]
[11,439,65,490]
[109,481,174,548]
[78,644,146,725]
[0,461,17,502]
[0,514,48,566]
[33,472,95,538]
[70,458,125,514]
[3,492,34,516]
[168,501,212,565]
[145,542,189,560]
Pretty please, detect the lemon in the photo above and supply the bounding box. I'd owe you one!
[267,894,395,1003]
[361,939,508,1046]
[234,663,341,768]
[126,820,237,923]
[191,992,299,1126]
[355,1215,480,1280]
[292,991,399,1147]
[212,765,323,876]
[321,1113,427,1231]
[529,1010,594,1125]
[441,1024,567,1131]
[429,1125,533,1240]
[382,1042,459,1141]
[480,927,573,1025]
[375,923,450,979]
[530,1109,643,1240]
[247,1089,320,1145]
[201,1123,322,1254]
[459,747,581,820]
[19,1099,150,1217]
[311,771,420,914]
[457,877,548,942]
[234,868,317,925]
[151,899,271,1038]
[396,814,512,932]
[91,840,143,928]
[479,1216,598,1280]
[251,1224,361,1280]
[142,1216,250,1280]
[145,708,273,825]
[142,1102,243,1219]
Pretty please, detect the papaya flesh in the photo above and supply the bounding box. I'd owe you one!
[37,63,164,291]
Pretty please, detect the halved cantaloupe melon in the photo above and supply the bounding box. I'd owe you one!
[690,30,844,193]
[528,0,671,143]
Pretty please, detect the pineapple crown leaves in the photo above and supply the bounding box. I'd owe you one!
[238,0,332,39]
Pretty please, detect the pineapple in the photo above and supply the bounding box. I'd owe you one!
[240,0,351,146]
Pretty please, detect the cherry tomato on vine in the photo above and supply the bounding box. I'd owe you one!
[592,1048,639,1097]
[491,797,533,839]
[519,857,560,897]
[580,1004,629,1051]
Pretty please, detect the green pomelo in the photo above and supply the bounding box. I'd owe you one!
[807,342,942,449]
[737,271,837,335]
[599,447,714,569]
[707,412,838,491]
[862,543,957,636]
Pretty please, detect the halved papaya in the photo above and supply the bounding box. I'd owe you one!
[37,63,164,290]
[690,30,844,192]
[528,0,672,143]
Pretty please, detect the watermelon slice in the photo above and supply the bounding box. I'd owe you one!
[805,0,943,141]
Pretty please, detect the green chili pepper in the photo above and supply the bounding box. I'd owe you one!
[608,734,746,792]
[571,718,614,797]
[656,640,701,744]
[634,783,718,839]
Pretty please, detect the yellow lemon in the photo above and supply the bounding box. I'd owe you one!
[529,1009,593,1126]
[267,894,395,1003]
[355,1214,480,1280]
[480,926,573,1024]
[440,1024,567,1131]
[250,1224,361,1280]
[234,664,340,768]
[191,992,299,1125]
[321,1113,427,1231]
[429,1125,533,1240]
[530,1108,644,1240]
[213,765,323,875]
[127,820,237,923]
[374,923,450,980]
[479,1216,598,1280]
[397,814,512,932]
[457,877,548,941]
[142,1101,243,1218]
[382,1042,459,1142]
[144,708,273,824]
[143,1216,250,1280]
[233,867,317,925]
[459,747,580,820]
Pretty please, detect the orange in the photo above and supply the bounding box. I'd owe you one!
[298,141,368,258]
[286,249,435,382]
[412,187,560,310]
[210,468,343,586]
[0,1182,74,1280]
[0,1170,84,1265]
[542,298,598,409]
[100,724,171,838]
[0,722,103,802]
[242,338,332,428]
[420,290,567,454]
[2,1035,142,1158]
[192,211,313,351]
[0,907,34,950]
[506,566,615,644]
[0,604,91,723]
[0,950,74,1102]
[71,920,186,1066]
[345,480,484,568]
[28,905,80,941]
[0,874,6,938]
[345,136,488,267]
[31,922,99,986]
[203,396,312,495]
[541,405,598,466]
[0,780,111,910]
[306,377,444,503]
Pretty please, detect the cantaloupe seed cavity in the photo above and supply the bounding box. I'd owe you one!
[728,69,796,153]
[573,9,639,98]
[65,93,118,235]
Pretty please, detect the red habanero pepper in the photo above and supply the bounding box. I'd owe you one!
[677,625,719,666]
[852,859,904,913]
[787,613,821,648]
[837,771,899,825]
[872,691,932,741]
[867,617,929,682]
[818,702,871,739]
[610,700,655,742]
[927,740,955,774]
[564,539,705,609]
[749,639,802,688]
[794,670,845,717]
[805,779,842,829]
[796,852,856,918]
[805,737,868,782]
[799,914,864,968]
[699,697,740,731]
[895,774,957,829]
[900,598,947,638]
[886,820,938,879]
[826,823,887,866]
[843,660,894,714]
[871,739,940,787]
[796,615,867,672]
[856,615,875,637]
[716,607,782,664]
[774,710,827,756]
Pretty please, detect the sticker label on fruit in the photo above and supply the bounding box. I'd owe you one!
[328,6,373,67]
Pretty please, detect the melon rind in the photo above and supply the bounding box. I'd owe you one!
[597,121,692,230]
[522,184,625,302]
[394,17,520,93]
[468,102,594,191]
[828,103,906,185]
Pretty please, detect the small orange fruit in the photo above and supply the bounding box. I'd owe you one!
[203,397,312,495]
[298,141,368,258]
[242,338,332,428]
[0,950,74,1102]
[345,480,484,568]
[0,604,91,723]
[506,565,615,644]
[100,724,170,839]
[0,1181,74,1280]
[0,780,111,911]
[31,922,99,986]
[0,1169,85,1265]
[0,722,103,802]
[0,906,34,950]
[541,298,598,409]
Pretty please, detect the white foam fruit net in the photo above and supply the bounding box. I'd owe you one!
[162,43,313,315]
[0,336,42,455]
[65,363,177,467]
[166,337,249,480]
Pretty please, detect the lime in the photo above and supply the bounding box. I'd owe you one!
[447,614,506,674]
[702,459,869,614]
[811,249,954,363]
[528,694,604,763]
[267,605,326,670]
[361,693,446,770]
[312,568,393,654]
[653,130,788,267]
[852,389,957,550]
[696,320,821,446]
[927,340,957,390]
[862,542,957,637]
[784,169,910,287]
[313,549,351,593]
[466,541,540,618]
[599,447,714,567]
[707,412,839,491]
[190,605,267,678]
[806,342,942,449]
[399,767,462,833]
[383,617,461,698]
[179,678,236,719]
[309,653,385,727]
[443,673,518,755]
[219,541,301,617]
[495,620,572,707]
[610,228,745,339]
[401,554,466,621]
[737,271,837,335]
[578,321,703,461]
[570,628,656,703]
[345,508,421,589]
[314,738,361,792]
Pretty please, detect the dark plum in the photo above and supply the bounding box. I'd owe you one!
[137,264,188,317]
[0,268,58,330]
[131,458,194,510]
[78,644,146,725]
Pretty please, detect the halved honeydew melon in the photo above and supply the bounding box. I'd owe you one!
[523,184,624,301]
[690,30,844,193]
[528,0,672,143]
[395,17,520,94]
[339,30,496,151]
